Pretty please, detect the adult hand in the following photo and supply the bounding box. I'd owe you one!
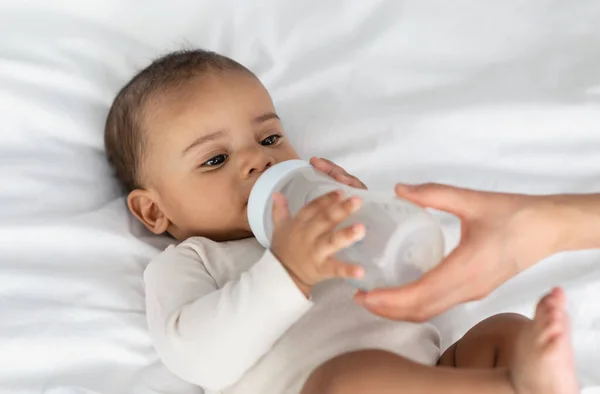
[354,183,569,322]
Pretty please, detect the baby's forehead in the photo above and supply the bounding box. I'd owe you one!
[143,72,276,145]
[150,72,273,122]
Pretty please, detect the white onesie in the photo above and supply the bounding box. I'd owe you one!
[144,236,440,394]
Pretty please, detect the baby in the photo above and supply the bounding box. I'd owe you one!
[104,49,579,394]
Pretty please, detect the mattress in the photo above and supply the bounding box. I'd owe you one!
[1,0,599,393]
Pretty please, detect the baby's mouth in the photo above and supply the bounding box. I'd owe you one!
[243,193,251,207]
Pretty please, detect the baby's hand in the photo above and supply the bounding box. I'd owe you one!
[270,191,365,297]
[310,157,367,190]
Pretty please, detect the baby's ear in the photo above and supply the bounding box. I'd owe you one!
[127,189,170,235]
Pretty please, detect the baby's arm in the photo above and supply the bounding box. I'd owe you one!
[144,242,312,391]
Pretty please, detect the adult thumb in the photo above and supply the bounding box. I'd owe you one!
[395,183,475,217]
[272,192,291,226]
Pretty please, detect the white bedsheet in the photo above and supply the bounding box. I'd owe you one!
[1,1,599,393]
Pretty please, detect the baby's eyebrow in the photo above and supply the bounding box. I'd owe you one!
[254,112,280,124]
[182,130,225,156]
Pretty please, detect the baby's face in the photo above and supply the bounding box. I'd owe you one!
[142,71,299,241]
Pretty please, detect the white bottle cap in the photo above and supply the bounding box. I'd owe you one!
[247,159,312,247]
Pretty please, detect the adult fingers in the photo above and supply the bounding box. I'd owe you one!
[354,246,481,321]
[395,183,484,218]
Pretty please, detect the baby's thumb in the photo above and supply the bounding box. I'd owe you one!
[395,183,474,217]
[272,193,291,226]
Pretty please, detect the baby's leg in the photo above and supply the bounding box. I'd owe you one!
[439,288,579,394]
[438,313,530,368]
[301,349,513,394]
[510,288,579,393]
[302,288,579,394]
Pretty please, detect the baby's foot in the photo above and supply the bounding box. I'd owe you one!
[510,287,579,394]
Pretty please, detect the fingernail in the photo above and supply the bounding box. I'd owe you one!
[354,291,367,304]
[361,295,381,306]
[397,183,416,191]
[353,223,365,237]
[353,266,365,279]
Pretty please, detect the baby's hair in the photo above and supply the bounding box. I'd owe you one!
[104,49,251,192]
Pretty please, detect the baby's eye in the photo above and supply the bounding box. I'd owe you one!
[203,154,228,167]
[260,134,281,146]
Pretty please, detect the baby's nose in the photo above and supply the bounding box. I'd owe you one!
[241,151,274,178]
[249,160,272,175]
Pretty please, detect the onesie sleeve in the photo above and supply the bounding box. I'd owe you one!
[144,242,313,391]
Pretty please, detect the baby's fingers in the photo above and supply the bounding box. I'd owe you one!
[308,196,362,235]
[297,190,344,222]
[333,173,367,190]
[321,258,365,280]
[272,192,291,227]
[310,157,367,190]
[310,157,338,176]
[318,223,366,257]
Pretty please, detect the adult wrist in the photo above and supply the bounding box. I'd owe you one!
[543,193,600,254]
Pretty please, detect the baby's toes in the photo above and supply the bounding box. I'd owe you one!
[539,303,568,345]
[549,287,566,309]
[532,296,554,342]
[542,315,563,343]
[534,294,552,322]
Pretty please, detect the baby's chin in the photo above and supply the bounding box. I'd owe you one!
[174,221,254,242]
[240,217,253,237]
[214,218,254,242]
[216,229,254,242]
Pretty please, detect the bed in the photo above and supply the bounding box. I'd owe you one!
[1,0,599,393]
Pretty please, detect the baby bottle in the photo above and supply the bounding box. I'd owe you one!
[247,160,444,290]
